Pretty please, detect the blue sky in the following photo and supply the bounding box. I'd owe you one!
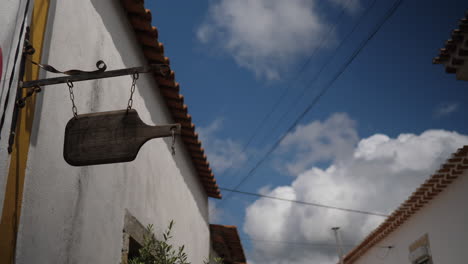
[147,0,467,263]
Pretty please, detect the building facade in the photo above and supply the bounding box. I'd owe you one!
[433,11,468,80]
[0,0,222,263]
[344,146,468,264]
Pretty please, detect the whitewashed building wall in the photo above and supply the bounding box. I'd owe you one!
[353,169,468,264]
[14,0,212,263]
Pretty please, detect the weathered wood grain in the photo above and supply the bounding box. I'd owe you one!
[63,109,180,166]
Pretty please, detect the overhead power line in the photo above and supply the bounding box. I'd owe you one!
[220,3,349,188]
[241,237,356,248]
[220,187,389,217]
[242,237,393,249]
[253,0,378,151]
[223,0,405,200]
[218,0,377,203]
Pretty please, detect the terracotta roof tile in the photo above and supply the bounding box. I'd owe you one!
[343,146,468,264]
[210,225,247,264]
[120,0,221,198]
[433,10,468,80]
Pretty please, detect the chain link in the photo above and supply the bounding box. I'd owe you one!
[127,72,139,111]
[67,80,78,117]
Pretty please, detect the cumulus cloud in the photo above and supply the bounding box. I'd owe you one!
[279,113,358,175]
[244,114,468,264]
[197,0,358,80]
[433,102,459,118]
[198,118,247,173]
[208,200,223,223]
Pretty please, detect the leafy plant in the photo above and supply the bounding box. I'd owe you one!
[129,221,224,264]
[129,220,189,264]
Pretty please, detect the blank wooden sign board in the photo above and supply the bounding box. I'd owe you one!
[64,109,181,166]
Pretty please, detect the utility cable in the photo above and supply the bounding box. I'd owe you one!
[254,0,378,152]
[240,237,393,249]
[220,0,405,204]
[219,0,377,192]
[241,237,356,248]
[220,187,389,217]
[220,2,350,188]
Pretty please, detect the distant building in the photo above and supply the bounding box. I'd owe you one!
[433,11,468,80]
[343,146,468,264]
[0,0,222,263]
[210,224,247,264]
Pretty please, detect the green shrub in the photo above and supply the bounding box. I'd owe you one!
[129,221,223,264]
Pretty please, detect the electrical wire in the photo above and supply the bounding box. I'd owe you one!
[253,0,378,153]
[220,2,350,188]
[241,237,356,248]
[220,0,405,203]
[217,0,377,201]
[375,245,394,259]
[240,237,394,250]
[220,187,389,217]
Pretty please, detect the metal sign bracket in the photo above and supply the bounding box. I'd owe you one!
[8,40,174,158]
[20,62,169,89]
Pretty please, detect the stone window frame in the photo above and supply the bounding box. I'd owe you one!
[121,210,147,264]
[409,233,433,264]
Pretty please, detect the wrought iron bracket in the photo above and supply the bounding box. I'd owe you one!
[20,63,169,88]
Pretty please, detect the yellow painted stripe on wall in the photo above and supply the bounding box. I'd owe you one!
[0,0,50,263]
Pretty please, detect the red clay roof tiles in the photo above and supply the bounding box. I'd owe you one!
[433,10,468,80]
[343,146,468,264]
[210,225,247,264]
[120,0,221,198]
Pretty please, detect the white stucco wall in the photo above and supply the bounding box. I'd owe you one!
[14,1,211,263]
[353,169,468,264]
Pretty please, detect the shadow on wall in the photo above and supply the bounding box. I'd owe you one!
[89,0,209,224]
[30,0,57,147]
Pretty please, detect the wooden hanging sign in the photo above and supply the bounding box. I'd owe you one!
[63,109,181,166]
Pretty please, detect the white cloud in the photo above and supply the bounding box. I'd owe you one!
[434,102,459,118]
[197,0,357,80]
[244,114,468,264]
[279,113,358,175]
[198,118,247,173]
[208,200,223,223]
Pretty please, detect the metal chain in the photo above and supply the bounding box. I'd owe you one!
[67,80,78,117]
[127,72,139,111]
[171,127,176,155]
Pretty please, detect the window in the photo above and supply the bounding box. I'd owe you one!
[127,236,143,261]
[409,234,433,264]
[121,210,147,264]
